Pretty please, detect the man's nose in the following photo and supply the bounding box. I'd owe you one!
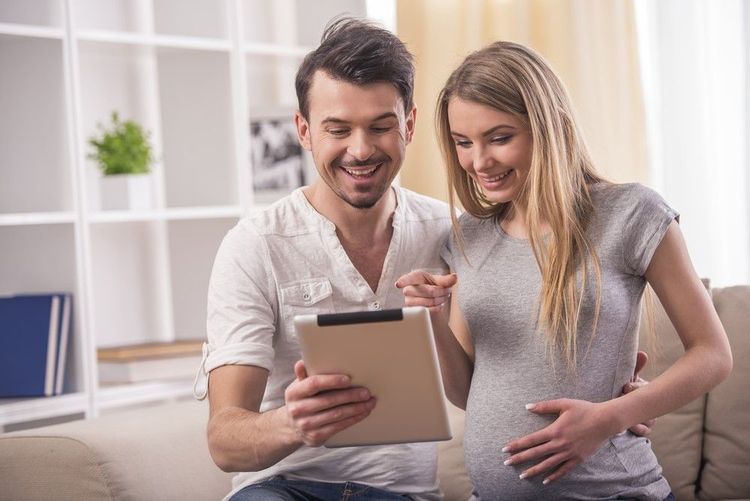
[347,130,376,161]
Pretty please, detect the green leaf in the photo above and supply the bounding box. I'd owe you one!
[87,111,155,175]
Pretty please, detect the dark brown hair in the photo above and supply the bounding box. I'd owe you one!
[295,17,415,119]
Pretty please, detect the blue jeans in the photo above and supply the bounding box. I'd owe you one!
[229,476,411,501]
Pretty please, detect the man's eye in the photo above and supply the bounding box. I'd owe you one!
[371,127,391,133]
[328,129,349,136]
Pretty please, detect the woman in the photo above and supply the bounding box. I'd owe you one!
[396,41,732,500]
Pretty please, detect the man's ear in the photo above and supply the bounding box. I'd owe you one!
[405,105,417,144]
[295,111,312,150]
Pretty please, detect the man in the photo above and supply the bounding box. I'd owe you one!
[198,16,653,501]
[201,17,450,500]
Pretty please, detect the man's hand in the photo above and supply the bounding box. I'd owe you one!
[283,360,376,447]
[623,351,656,436]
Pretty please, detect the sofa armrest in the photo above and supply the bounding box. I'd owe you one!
[0,400,232,501]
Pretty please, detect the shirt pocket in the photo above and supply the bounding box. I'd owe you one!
[280,277,334,341]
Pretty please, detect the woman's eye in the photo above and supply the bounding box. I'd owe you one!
[491,135,511,144]
[455,140,472,149]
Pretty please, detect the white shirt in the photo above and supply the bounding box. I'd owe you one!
[199,187,451,500]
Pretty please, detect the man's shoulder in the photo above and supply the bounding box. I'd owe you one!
[244,190,320,237]
[397,188,451,223]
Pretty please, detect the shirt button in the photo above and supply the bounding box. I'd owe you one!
[370,301,381,310]
[302,292,311,301]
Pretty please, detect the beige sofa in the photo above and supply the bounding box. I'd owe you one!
[1,285,748,501]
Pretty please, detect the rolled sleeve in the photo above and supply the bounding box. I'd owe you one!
[204,341,275,373]
[206,220,278,372]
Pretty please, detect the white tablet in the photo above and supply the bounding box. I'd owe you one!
[294,306,453,448]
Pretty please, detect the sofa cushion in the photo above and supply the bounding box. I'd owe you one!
[699,286,750,500]
[438,403,473,501]
[0,400,231,501]
[0,436,111,501]
[639,286,707,501]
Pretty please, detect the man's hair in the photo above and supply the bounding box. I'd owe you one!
[295,16,415,120]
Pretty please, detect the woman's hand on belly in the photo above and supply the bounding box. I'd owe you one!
[501,398,622,485]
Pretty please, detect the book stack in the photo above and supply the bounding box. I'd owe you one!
[0,293,73,397]
[97,339,204,384]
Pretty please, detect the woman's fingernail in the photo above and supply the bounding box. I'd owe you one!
[525,403,536,410]
[543,478,550,485]
[519,472,527,480]
[501,446,511,453]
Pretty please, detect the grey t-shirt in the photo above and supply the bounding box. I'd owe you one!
[443,183,676,500]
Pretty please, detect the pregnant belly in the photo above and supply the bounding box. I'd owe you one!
[463,386,558,499]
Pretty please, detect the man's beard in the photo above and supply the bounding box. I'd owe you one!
[330,155,393,209]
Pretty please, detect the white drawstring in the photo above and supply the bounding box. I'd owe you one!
[192,342,209,400]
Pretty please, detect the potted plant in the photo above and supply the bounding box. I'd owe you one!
[88,111,155,210]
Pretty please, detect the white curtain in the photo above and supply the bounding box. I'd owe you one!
[635,0,750,287]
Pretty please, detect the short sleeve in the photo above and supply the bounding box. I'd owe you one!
[622,185,679,276]
[204,220,278,373]
[440,233,455,271]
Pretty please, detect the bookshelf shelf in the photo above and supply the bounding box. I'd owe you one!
[0,23,64,39]
[76,30,232,52]
[0,212,77,226]
[87,206,242,224]
[0,392,89,427]
[0,0,383,430]
[243,42,311,57]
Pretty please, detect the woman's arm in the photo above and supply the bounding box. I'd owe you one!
[502,220,732,483]
[603,219,732,426]
[396,271,475,408]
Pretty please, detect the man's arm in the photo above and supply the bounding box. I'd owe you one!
[207,362,376,472]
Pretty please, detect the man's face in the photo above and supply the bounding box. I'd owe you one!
[295,71,416,209]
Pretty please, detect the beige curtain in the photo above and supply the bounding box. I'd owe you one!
[396,0,648,202]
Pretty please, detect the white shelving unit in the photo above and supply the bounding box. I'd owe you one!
[0,0,381,431]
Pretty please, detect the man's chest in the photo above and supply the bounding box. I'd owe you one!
[342,243,390,293]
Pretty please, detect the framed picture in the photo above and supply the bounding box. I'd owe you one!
[249,112,316,203]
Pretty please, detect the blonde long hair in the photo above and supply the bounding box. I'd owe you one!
[437,41,604,369]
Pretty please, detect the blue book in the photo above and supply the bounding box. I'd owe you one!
[0,294,61,397]
[54,293,72,395]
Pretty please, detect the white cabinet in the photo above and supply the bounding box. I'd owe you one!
[0,0,381,431]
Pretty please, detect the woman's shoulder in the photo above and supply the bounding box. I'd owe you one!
[590,181,671,215]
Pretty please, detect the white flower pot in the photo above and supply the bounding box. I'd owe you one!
[100,173,153,211]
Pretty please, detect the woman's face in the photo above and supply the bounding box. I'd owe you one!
[447,97,533,204]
